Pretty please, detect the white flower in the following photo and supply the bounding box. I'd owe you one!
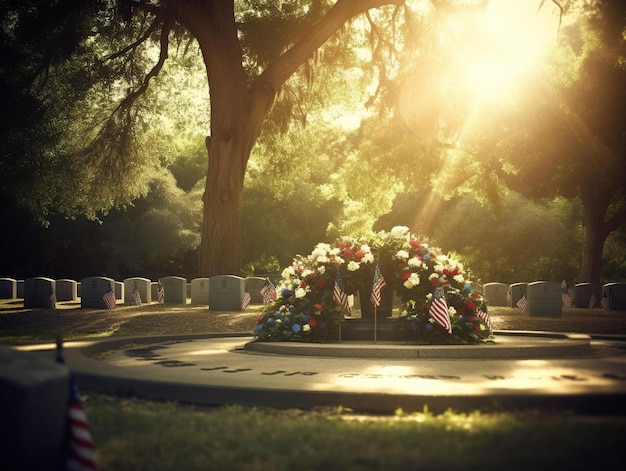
[281,266,295,279]
[403,272,421,289]
[303,324,311,332]
[429,273,439,281]
[434,263,444,273]
[295,287,307,298]
[347,261,360,271]
[390,226,410,237]
[408,257,422,268]
[318,265,326,274]
[396,250,410,260]
[448,306,457,316]
[453,274,465,284]
[362,252,375,264]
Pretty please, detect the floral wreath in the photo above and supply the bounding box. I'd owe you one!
[252,226,492,344]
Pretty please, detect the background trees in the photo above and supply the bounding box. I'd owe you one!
[0,1,624,285]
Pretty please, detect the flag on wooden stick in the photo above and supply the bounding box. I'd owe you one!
[370,263,386,307]
[333,271,348,307]
[429,287,451,334]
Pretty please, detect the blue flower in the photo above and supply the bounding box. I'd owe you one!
[281,288,292,298]
[292,324,301,333]
[412,322,419,331]
[425,324,434,333]
[464,283,472,292]
[274,311,282,319]
[253,325,263,333]
[266,317,275,325]
[458,315,467,325]
[302,315,310,322]
[423,253,430,261]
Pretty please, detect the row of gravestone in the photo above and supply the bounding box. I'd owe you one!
[0,275,278,311]
[483,281,626,316]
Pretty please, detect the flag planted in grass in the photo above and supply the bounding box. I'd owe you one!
[103,287,116,310]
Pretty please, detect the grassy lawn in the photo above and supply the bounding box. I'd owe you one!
[2,300,626,470]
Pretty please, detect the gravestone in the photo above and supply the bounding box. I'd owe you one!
[0,345,68,471]
[24,277,56,309]
[159,276,188,304]
[508,283,528,308]
[0,277,17,299]
[190,277,210,305]
[209,275,245,310]
[244,277,267,304]
[80,276,116,309]
[527,281,562,317]
[76,282,81,298]
[603,282,626,311]
[123,277,152,304]
[55,279,78,302]
[483,282,508,306]
[151,282,159,301]
[574,282,601,308]
[115,281,124,301]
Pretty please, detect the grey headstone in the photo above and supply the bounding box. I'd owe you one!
[159,276,188,304]
[603,282,626,310]
[190,277,210,305]
[209,275,245,310]
[23,277,56,309]
[508,283,528,308]
[124,277,152,304]
[0,277,17,299]
[244,277,267,304]
[55,279,78,302]
[527,281,562,317]
[80,276,116,309]
[574,282,601,308]
[0,346,68,471]
[483,282,508,307]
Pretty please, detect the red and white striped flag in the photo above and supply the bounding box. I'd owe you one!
[56,345,97,471]
[429,288,451,333]
[260,278,276,304]
[241,290,251,310]
[516,294,528,314]
[157,285,165,304]
[333,271,348,307]
[102,288,116,310]
[132,289,142,306]
[370,263,386,307]
[601,294,610,313]
[476,308,492,331]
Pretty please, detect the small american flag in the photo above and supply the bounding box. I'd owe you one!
[429,288,451,333]
[476,308,492,331]
[102,288,116,310]
[49,291,57,309]
[370,263,387,307]
[132,289,142,306]
[157,285,165,304]
[260,278,276,304]
[56,342,98,471]
[333,271,348,306]
[516,294,528,314]
[241,290,251,310]
[601,294,610,313]
[562,292,573,309]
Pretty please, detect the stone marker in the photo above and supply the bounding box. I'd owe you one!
[603,282,626,311]
[483,282,508,307]
[574,282,601,308]
[527,281,562,317]
[55,279,78,302]
[115,281,124,301]
[0,345,68,471]
[190,277,211,305]
[24,277,56,309]
[159,276,188,304]
[123,277,152,304]
[244,277,267,304]
[209,275,245,310]
[508,283,528,308]
[80,276,116,309]
[0,277,17,299]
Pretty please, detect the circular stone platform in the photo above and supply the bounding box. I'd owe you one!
[18,331,626,414]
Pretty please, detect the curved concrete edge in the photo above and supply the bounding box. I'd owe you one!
[242,332,594,359]
[72,369,626,415]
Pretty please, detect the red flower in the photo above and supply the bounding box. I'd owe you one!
[317,277,325,288]
[313,304,323,312]
[354,250,365,260]
[300,281,307,288]
[343,248,352,258]
[429,277,439,287]
[409,239,421,248]
[465,300,477,311]
[309,319,318,327]
[401,272,412,281]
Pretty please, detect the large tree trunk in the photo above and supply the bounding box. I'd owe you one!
[577,200,607,284]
